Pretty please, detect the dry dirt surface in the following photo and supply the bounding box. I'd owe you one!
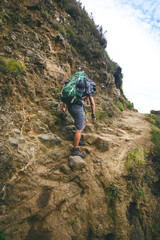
[83,110,151,180]
[0,110,153,240]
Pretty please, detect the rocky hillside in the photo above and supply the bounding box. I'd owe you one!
[0,0,160,240]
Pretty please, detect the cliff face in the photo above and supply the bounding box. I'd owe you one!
[0,1,160,240]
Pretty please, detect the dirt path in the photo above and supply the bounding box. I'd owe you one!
[83,110,151,180]
[0,109,154,240]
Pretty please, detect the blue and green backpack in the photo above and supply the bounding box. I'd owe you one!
[60,72,96,105]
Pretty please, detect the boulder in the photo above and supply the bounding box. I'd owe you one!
[38,134,61,148]
[60,125,75,140]
[94,137,110,152]
[9,139,19,147]
[68,156,86,171]
[40,99,59,112]
[33,122,49,134]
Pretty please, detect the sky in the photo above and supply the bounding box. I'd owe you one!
[80,0,160,113]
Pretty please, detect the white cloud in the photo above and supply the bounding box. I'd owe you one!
[80,0,160,113]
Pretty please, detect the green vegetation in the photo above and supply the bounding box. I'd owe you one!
[117,100,125,111]
[51,20,64,33]
[106,54,119,75]
[145,112,160,127]
[146,113,160,168]
[148,223,160,239]
[145,114,156,125]
[125,147,145,174]
[117,100,133,112]
[70,217,77,225]
[0,0,124,89]
[0,231,7,240]
[146,113,160,131]
[53,0,107,62]
[134,188,145,200]
[146,113,160,177]
[65,3,81,20]
[55,87,60,93]
[151,126,160,151]
[125,147,156,182]
[107,183,120,200]
[96,111,108,120]
[125,112,160,183]
[125,100,134,110]
[40,147,47,154]
[0,57,26,78]
[38,0,110,64]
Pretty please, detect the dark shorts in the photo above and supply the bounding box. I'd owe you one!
[68,104,86,130]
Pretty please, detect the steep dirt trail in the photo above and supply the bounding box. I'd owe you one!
[83,110,151,180]
[1,110,153,240]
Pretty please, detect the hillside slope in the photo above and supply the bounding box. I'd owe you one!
[1,109,159,240]
[0,1,160,240]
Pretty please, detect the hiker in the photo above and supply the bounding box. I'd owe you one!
[61,72,96,158]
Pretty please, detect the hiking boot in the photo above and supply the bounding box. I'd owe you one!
[71,147,86,158]
[79,141,86,146]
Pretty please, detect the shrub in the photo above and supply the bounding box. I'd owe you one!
[117,101,125,111]
[0,57,26,77]
[125,147,157,181]
[146,113,160,175]
[50,20,65,34]
[125,147,145,178]
[107,183,120,199]
[96,112,108,120]
[62,0,107,61]
[145,114,156,125]
[125,101,134,110]
[106,53,118,74]
[65,4,81,20]
[7,59,25,74]
[142,113,160,180]
[155,116,160,129]
[149,126,160,175]
[151,126,160,147]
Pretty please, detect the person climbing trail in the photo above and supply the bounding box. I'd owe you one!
[61,72,96,158]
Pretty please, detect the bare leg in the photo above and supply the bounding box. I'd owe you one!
[83,119,88,131]
[74,119,88,148]
[74,129,83,148]
[72,129,86,158]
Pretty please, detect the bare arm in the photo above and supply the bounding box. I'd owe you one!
[89,95,96,122]
[61,102,66,112]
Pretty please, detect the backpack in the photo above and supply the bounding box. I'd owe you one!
[60,72,96,105]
